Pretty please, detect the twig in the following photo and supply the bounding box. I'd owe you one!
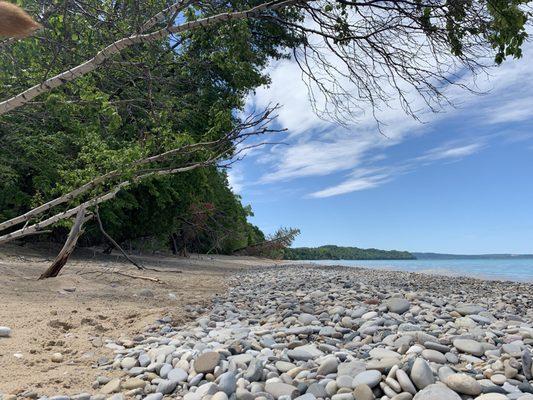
[95,206,145,270]
[112,270,161,282]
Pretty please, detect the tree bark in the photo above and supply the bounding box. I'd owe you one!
[170,233,179,255]
[39,207,88,279]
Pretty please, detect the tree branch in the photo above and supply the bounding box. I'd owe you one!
[0,0,300,116]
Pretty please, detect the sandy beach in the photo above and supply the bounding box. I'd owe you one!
[0,245,283,396]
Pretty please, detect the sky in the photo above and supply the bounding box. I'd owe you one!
[228,38,533,255]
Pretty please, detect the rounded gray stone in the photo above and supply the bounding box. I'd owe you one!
[413,383,461,400]
[444,373,481,396]
[453,339,484,357]
[410,358,435,390]
[352,370,382,388]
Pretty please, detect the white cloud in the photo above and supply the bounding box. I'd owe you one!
[308,140,486,198]
[242,35,533,197]
[486,97,533,124]
[259,133,394,182]
[310,176,388,198]
[416,142,484,162]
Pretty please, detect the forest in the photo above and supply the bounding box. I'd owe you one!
[284,245,415,260]
[0,0,304,257]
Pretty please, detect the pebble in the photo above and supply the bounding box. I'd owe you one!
[99,378,121,395]
[385,298,411,314]
[352,370,382,388]
[265,382,299,399]
[0,326,12,337]
[453,339,485,356]
[51,352,64,363]
[195,351,221,373]
[353,384,374,400]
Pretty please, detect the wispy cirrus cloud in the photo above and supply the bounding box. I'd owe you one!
[239,35,533,197]
[308,140,485,198]
[416,142,485,163]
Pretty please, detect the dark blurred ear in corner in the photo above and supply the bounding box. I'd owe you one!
[0,1,41,38]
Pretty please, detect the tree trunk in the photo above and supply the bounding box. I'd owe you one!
[39,207,87,279]
[170,233,179,255]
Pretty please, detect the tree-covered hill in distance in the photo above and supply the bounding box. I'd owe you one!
[283,245,415,260]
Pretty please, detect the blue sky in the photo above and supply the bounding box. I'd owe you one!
[228,39,533,254]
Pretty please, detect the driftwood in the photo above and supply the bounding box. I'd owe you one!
[111,271,161,283]
[39,207,89,279]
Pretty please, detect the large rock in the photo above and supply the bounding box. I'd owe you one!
[265,382,299,399]
[385,298,411,314]
[453,339,484,356]
[455,304,486,315]
[352,370,382,388]
[287,345,324,361]
[353,384,375,400]
[413,384,461,400]
[444,373,481,396]
[410,358,435,390]
[195,352,221,373]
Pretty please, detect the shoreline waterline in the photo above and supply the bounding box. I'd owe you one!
[300,258,533,283]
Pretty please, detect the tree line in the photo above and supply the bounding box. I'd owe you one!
[284,245,415,260]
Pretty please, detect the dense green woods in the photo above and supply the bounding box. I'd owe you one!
[0,0,300,254]
[284,245,415,260]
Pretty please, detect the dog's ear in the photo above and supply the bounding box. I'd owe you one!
[0,1,41,38]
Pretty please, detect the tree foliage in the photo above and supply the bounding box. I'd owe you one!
[283,245,415,260]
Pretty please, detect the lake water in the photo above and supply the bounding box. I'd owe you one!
[304,258,533,282]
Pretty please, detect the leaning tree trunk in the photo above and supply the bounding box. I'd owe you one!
[39,207,88,279]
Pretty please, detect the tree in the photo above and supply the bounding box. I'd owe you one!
[0,1,529,120]
[235,227,300,258]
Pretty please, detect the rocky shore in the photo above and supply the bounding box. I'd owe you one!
[2,264,533,400]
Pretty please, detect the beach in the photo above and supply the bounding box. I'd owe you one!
[1,249,532,400]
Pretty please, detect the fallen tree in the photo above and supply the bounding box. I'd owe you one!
[0,107,282,277]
